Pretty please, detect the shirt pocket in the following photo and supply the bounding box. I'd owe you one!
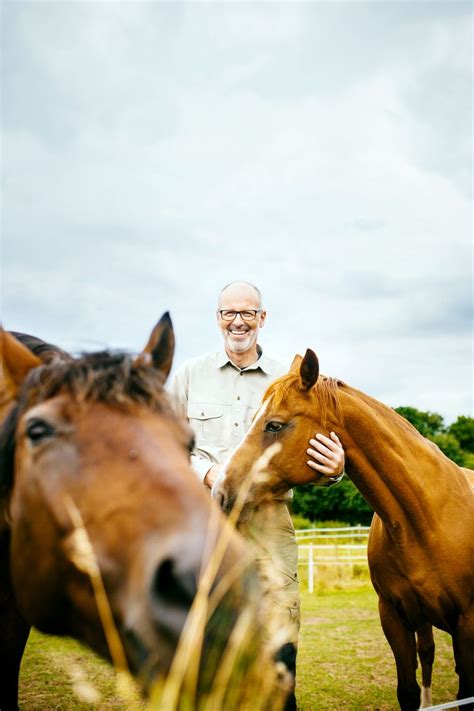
[187,403,224,442]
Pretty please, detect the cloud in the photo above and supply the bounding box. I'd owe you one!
[2,1,472,423]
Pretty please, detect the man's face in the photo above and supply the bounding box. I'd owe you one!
[217,286,266,355]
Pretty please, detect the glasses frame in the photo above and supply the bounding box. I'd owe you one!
[218,309,262,322]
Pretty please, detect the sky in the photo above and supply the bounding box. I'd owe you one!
[1,1,472,424]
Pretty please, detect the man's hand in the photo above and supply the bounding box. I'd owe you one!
[204,464,220,489]
[306,432,345,477]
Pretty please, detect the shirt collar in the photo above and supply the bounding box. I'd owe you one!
[215,345,276,375]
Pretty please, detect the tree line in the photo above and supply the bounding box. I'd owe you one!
[292,410,474,525]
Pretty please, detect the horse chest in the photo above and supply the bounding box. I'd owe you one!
[370,536,467,632]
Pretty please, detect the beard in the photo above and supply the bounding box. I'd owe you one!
[224,329,257,353]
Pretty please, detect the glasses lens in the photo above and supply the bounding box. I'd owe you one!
[220,310,259,321]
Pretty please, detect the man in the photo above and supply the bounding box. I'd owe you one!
[170,281,345,709]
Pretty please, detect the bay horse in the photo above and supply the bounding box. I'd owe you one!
[0,316,260,710]
[214,349,474,711]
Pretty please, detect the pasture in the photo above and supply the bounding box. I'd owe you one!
[19,585,457,710]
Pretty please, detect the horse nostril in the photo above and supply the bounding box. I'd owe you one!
[151,557,197,608]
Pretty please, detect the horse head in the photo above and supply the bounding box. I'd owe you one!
[213,349,343,519]
[0,316,261,696]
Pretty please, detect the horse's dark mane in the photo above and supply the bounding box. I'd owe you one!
[10,331,71,363]
[22,351,172,411]
[0,351,176,496]
[0,405,19,497]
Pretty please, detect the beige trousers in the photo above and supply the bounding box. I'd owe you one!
[237,501,300,647]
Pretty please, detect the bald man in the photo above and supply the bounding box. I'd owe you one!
[170,282,345,710]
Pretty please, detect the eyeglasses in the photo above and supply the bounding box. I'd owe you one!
[218,310,262,322]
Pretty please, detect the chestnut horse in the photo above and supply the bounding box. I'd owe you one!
[0,316,259,710]
[214,350,474,711]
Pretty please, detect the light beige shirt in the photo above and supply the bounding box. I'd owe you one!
[169,347,287,481]
[170,347,300,638]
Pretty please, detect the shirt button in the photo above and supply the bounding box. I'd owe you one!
[237,396,241,401]
[234,422,239,427]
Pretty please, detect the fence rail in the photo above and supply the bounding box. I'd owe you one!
[296,526,370,591]
[423,697,474,709]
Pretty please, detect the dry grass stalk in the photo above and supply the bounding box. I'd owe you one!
[63,496,139,707]
[66,662,101,704]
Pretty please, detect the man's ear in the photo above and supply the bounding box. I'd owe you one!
[259,309,267,328]
[299,349,319,391]
[0,328,42,404]
[134,312,175,380]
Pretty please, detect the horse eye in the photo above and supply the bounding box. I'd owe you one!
[265,421,285,433]
[26,418,56,443]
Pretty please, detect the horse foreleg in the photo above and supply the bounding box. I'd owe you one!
[0,604,30,711]
[452,610,474,711]
[0,535,31,711]
[416,623,435,707]
[378,596,420,711]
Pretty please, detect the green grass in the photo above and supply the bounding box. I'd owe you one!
[19,586,459,710]
[297,586,457,710]
[19,633,141,710]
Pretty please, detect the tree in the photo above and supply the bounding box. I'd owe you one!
[395,407,473,468]
[429,433,465,466]
[447,416,474,452]
[394,406,444,438]
[292,477,373,525]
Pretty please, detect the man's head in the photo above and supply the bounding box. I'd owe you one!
[217,282,267,358]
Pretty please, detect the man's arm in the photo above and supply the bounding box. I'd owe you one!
[191,456,217,486]
[168,365,216,485]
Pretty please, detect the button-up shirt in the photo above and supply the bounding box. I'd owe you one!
[169,347,287,481]
[170,347,300,636]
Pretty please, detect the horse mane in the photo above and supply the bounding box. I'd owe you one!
[262,371,434,447]
[345,383,441,449]
[10,331,71,364]
[20,351,173,414]
[263,372,343,428]
[0,351,176,496]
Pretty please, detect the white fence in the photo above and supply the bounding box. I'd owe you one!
[423,699,474,710]
[296,526,370,592]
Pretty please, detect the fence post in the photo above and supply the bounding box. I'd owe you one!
[308,543,314,593]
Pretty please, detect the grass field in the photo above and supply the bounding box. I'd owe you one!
[18,584,459,710]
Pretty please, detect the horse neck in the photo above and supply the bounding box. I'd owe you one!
[337,386,463,531]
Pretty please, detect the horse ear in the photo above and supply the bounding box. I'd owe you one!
[135,312,175,379]
[299,349,319,391]
[0,328,42,400]
[289,354,303,373]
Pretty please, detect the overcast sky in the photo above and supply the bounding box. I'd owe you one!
[2,1,472,423]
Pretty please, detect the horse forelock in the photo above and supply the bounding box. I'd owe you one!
[263,372,343,428]
[18,351,174,414]
[0,351,178,497]
[263,373,299,409]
